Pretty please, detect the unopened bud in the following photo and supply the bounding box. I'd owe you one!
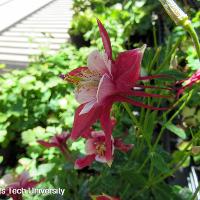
[159,0,189,26]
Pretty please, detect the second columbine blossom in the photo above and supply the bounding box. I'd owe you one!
[37,132,72,160]
[0,172,43,200]
[74,129,133,169]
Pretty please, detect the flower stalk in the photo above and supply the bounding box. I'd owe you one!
[159,0,200,60]
[184,22,200,60]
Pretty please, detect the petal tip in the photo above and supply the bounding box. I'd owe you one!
[140,44,147,54]
[96,18,101,25]
[74,162,81,170]
[107,160,113,167]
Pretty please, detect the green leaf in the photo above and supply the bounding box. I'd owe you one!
[70,138,85,154]
[165,122,187,139]
[0,113,9,123]
[143,111,157,143]
[152,152,170,173]
[0,156,3,163]
[37,163,55,176]
[0,130,7,143]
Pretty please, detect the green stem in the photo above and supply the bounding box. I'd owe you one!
[184,22,200,60]
[151,152,189,185]
[138,91,193,174]
[122,103,141,129]
[120,183,131,199]
[153,90,193,150]
[133,152,190,199]
[148,47,161,74]
[137,155,150,172]
[153,24,158,49]
[160,92,188,118]
[60,146,73,162]
[155,37,183,73]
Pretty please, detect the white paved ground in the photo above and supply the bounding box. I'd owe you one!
[0,0,73,68]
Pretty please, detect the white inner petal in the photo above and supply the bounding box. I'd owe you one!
[75,87,96,104]
[87,50,108,74]
[95,155,107,163]
[102,52,112,76]
[79,99,96,115]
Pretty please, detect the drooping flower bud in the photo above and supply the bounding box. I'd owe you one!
[159,0,189,26]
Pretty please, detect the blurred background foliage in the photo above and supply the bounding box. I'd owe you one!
[0,0,200,199]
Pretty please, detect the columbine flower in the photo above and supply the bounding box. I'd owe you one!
[176,69,200,97]
[1,172,43,200]
[61,19,170,162]
[37,132,71,160]
[74,129,133,169]
[91,194,120,200]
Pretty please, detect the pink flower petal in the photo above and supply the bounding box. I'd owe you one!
[81,128,93,139]
[68,67,88,77]
[97,19,112,60]
[112,95,168,110]
[79,99,97,115]
[51,132,70,146]
[114,139,133,153]
[60,67,88,82]
[6,182,20,190]
[37,140,57,148]
[75,87,97,104]
[87,50,109,74]
[177,69,200,97]
[70,104,102,140]
[74,154,96,169]
[102,53,112,75]
[91,130,105,138]
[99,104,113,162]
[22,180,41,189]
[93,194,120,200]
[97,74,116,103]
[95,155,107,163]
[85,138,96,155]
[114,48,143,90]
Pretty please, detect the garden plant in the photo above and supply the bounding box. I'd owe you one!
[0,0,200,199]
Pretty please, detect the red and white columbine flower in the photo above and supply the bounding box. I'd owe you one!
[37,132,72,160]
[91,194,120,200]
[1,172,43,200]
[61,19,170,162]
[74,129,133,169]
[37,132,70,154]
[176,69,200,97]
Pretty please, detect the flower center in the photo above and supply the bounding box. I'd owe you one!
[77,70,102,90]
[95,143,106,157]
[65,69,102,90]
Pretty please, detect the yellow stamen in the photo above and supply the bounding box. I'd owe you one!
[96,143,106,157]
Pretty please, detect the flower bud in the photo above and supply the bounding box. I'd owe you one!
[159,0,189,26]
